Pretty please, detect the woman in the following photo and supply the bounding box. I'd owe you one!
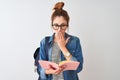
[38,2,83,80]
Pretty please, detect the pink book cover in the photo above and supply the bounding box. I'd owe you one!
[38,60,80,71]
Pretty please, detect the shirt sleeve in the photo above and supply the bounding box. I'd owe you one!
[75,37,84,73]
[38,38,49,80]
[68,37,84,73]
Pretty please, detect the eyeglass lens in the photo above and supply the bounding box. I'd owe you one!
[52,23,67,30]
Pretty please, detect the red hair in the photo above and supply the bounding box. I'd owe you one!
[51,2,70,26]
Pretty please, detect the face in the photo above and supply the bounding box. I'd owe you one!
[52,16,68,35]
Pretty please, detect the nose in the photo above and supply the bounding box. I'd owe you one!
[58,27,62,31]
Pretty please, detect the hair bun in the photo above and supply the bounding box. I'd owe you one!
[53,2,64,10]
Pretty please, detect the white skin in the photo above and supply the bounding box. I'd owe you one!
[45,16,72,75]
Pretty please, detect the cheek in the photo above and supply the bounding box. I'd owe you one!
[52,29,57,33]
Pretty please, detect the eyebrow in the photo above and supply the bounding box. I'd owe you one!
[53,23,67,25]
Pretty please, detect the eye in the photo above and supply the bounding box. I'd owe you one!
[60,24,66,27]
[60,23,67,27]
[52,24,59,27]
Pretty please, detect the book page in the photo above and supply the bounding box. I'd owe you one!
[38,60,59,69]
[38,60,80,71]
[59,61,80,71]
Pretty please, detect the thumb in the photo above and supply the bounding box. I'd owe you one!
[65,37,70,44]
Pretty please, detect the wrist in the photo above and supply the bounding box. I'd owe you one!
[64,52,72,60]
[60,47,68,53]
[59,46,66,51]
[60,47,72,60]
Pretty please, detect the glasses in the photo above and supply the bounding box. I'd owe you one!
[52,23,68,30]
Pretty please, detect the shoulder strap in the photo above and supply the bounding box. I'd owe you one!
[33,47,40,60]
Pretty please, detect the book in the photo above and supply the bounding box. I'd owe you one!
[38,60,80,71]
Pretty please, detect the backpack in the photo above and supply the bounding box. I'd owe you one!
[33,37,49,80]
[33,47,40,79]
[33,47,40,66]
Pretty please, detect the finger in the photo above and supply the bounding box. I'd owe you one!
[59,65,66,70]
[55,32,59,38]
[49,65,57,70]
[60,65,66,69]
[54,68,61,74]
[59,32,63,39]
[57,32,61,40]
[59,68,65,72]
[66,37,70,44]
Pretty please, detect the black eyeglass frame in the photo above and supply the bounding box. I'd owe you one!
[52,24,68,30]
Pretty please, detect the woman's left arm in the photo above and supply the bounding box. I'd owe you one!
[71,37,84,73]
[65,37,84,73]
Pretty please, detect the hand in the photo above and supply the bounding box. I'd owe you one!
[45,66,65,75]
[55,32,70,49]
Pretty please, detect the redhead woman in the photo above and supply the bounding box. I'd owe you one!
[38,2,83,80]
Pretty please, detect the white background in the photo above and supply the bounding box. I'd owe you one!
[0,0,120,80]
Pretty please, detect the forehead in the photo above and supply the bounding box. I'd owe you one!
[53,16,67,24]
